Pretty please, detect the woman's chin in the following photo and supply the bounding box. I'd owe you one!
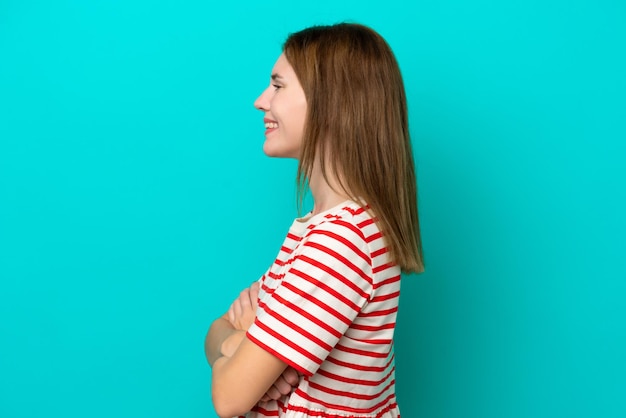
[263,143,299,159]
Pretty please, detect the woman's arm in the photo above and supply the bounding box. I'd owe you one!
[212,337,288,417]
[205,283,260,366]
[204,314,243,367]
[206,282,293,416]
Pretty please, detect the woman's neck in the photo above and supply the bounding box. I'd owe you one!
[308,161,350,216]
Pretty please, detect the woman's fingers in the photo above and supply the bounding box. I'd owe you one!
[250,282,260,309]
[264,385,283,401]
[282,367,299,386]
[226,285,259,330]
[227,303,235,324]
[258,366,300,403]
[239,288,251,310]
[232,298,242,321]
[272,376,294,396]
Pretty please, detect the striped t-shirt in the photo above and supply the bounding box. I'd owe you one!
[245,200,402,418]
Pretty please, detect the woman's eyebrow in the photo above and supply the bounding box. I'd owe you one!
[271,73,284,81]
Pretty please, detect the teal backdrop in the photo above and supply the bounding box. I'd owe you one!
[1,0,624,417]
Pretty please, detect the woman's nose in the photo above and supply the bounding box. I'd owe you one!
[254,87,271,111]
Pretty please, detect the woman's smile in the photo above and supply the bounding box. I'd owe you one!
[264,118,278,135]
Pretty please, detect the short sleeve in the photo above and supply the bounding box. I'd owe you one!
[246,218,373,376]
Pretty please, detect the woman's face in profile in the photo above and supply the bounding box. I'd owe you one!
[254,53,307,159]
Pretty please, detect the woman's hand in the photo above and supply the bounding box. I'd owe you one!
[227,282,260,331]
[215,282,260,362]
[259,366,300,402]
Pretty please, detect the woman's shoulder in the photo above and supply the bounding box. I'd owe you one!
[285,201,386,266]
[296,200,375,237]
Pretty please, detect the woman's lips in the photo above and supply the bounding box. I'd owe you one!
[264,118,278,135]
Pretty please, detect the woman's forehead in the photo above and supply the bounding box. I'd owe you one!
[270,54,294,80]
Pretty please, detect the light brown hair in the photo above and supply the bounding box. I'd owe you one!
[283,23,424,273]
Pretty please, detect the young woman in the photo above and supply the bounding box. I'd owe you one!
[205,23,424,418]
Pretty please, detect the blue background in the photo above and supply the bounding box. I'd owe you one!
[1,1,624,417]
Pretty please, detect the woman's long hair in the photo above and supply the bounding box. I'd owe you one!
[284,23,424,273]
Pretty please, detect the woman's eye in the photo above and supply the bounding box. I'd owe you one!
[272,84,282,90]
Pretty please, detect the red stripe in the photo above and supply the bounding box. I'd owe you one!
[358,306,398,317]
[317,366,394,386]
[286,232,302,242]
[249,404,279,416]
[345,205,367,216]
[246,332,312,377]
[357,218,376,229]
[273,253,299,267]
[280,245,293,254]
[371,247,388,257]
[303,241,372,281]
[375,401,399,418]
[303,241,372,285]
[294,386,397,415]
[335,343,390,358]
[326,353,394,372]
[249,319,321,371]
[331,219,367,239]
[373,261,396,274]
[370,290,400,303]
[365,231,383,243]
[351,322,396,331]
[281,281,352,326]
[282,401,399,418]
[262,302,333,352]
[307,226,369,264]
[309,373,395,401]
[260,281,276,295]
[290,267,363,314]
[347,338,393,345]
[373,274,401,289]
[299,254,370,298]
[272,291,344,338]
